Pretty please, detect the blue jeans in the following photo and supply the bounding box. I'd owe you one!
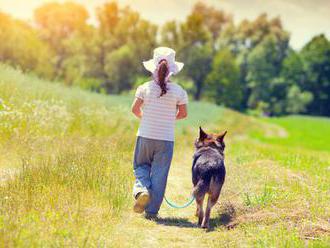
[133,136,174,215]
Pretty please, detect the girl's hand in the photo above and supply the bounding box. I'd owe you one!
[131,97,144,119]
[176,104,187,120]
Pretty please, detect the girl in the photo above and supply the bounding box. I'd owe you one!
[131,47,188,218]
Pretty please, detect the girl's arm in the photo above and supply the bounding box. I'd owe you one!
[176,104,187,120]
[131,98,144,119]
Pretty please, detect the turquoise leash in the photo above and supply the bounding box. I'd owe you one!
[164,195,195,209]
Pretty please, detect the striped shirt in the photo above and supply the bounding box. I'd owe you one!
[135,81,188,141]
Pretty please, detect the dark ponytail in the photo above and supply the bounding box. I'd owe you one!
[157,59,169,97]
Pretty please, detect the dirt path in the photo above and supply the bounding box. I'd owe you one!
[111,147,240,248]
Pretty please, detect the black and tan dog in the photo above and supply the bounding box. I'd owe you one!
[192,127,227,229]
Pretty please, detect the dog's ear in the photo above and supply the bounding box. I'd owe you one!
[199,126,208,141]
[217,131,227,142]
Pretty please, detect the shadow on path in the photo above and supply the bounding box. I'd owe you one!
[154,204,236,232]
[207,212,234,232]
[155,217,197,228]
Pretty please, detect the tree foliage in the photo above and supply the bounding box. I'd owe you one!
[300,35,330,116]
[96,2,157,90]
[0,12,54,78]
[171,1,232,100]
[205,49,242,109]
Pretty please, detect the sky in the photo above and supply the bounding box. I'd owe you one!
[0,0,329,49]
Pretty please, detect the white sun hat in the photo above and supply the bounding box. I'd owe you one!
[143,47,184,75]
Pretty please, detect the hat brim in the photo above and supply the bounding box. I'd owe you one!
[143,59,184,75]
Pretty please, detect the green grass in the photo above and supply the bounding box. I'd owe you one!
[253,115,330,151]
[0,64,329,247]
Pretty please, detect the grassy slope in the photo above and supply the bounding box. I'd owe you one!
[0,65,329,247]
[254,116,330,151]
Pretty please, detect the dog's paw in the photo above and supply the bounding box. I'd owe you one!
[198,215,204,226]
[201,221,209,229]
[201,224,209,229]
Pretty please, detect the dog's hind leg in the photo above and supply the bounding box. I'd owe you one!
[201,196,216,229]
[201,179,222,229]
[195,194,204,217]
[195,194,205,226]
[195,206,199,217]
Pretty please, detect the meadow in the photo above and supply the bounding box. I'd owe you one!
[0,64,329,247]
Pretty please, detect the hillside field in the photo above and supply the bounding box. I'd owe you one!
[0,65,329,247]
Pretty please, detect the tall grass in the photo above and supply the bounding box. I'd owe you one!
[0,65,136,245]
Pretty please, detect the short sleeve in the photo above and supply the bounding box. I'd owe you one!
[177,89,188,105]
[135,85,145,100]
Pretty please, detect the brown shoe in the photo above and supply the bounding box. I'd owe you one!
[133,192,150,213]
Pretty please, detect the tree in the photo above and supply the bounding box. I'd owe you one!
[97,2,157,62]
[96,2,157,92]
[247,36,279,108]
[104,45,137,93]
[205,49,242,109]
[191,1,232,46]
[175,2,232,100]
[245,42,314,116]
[180,10,210,47]
[60,28,95,86]
[97,1,120,35]
[34,2,89,47]
[34,2,89,78]
[285,85,313,114]
[219,14,290,109]
[182,44,213,100]
[281,49,305,88]
[301,34,330,116]
[0,12,54,78]
[160,21,183,51]
[246,35,289,114]
[219,13,289,54]
[279,49,313,114]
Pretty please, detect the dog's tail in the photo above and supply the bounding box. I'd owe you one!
[192,178,210,198]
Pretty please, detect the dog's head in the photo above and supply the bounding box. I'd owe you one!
[195,127,227,153]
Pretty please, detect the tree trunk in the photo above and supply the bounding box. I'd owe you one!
[194,81,203,100]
